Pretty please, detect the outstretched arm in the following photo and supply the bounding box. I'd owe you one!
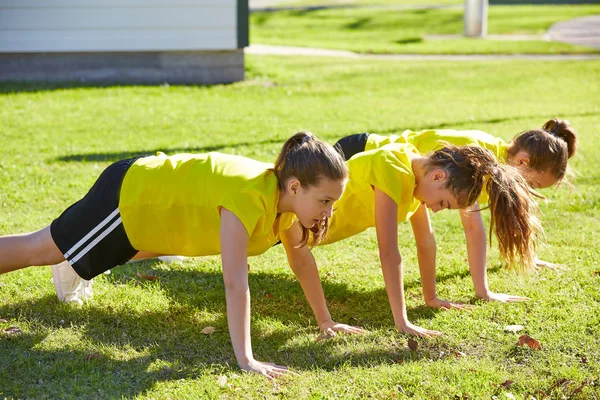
[460,204,528,303]
[220,208,295,379]
[281,221,366,335]
[410,206,470,310]
[374,188,441,337]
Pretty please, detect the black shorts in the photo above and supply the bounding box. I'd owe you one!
[334,133,369,161]
[50,157,141,280]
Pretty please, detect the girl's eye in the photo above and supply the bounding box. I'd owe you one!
[321,200,330,205]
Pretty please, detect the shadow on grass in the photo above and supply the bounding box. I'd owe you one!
[53,138,288,163]
[364,111,599,136]
[395,37,423,45]
[344,17,372,30]
[0,257,466,397]
[0,81,233,95]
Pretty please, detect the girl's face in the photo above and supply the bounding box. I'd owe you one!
[518,166,558,189]
[510,151,559,189]
[290,177,346,229]
[413,169,460,213]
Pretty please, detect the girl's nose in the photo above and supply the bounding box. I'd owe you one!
[323,206,333,218]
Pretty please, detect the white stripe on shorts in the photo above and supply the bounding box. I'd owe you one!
[64,208,120,259]
[68,216,123,265]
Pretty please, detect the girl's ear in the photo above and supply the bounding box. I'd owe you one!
[287,178,301,195]
[431,169,448,182]
[514,152,531,167]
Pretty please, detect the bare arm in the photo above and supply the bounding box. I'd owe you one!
[374,188,441,337]
[410,206,469,309]
[281,220,366,335]
[220,208,294,379]
[460,204,528,303]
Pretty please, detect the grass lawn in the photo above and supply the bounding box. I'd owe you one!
[1,56,600,398]
[250,4,600,54]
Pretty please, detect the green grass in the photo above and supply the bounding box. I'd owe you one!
[250,5,600,54]
[1,56,600,398]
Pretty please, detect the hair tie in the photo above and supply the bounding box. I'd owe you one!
[302,135,314,143]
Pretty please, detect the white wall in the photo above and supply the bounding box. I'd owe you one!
[0,0,239,52]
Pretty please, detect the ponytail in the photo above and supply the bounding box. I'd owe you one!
[270,131,348,248]
[542,118,577,159]
[509,119,578,184]
[485,165,542,272]
[427,145,542,272]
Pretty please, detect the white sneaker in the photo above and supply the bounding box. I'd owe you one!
[158,255,185,263]
[51,261,92,305]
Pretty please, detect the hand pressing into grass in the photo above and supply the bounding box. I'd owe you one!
[319,319,367,337]
[425,296,475,310]
[478,291,529,303]
[535,257,567,270]
[240,359,298,380]
[396,321,442,338]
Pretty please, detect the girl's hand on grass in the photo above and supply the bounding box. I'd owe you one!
[241,359,298,380]
[479,291,529,303]
[319,319,367,336]
[396,321,441,338]
[425,297,474,311]
[535,257,567,271]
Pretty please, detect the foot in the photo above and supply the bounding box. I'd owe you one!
[51,261,92,305]
[158,255,185,263]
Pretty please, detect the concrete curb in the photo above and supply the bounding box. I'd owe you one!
[246,44,600,61]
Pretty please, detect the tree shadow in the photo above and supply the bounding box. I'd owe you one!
[53,138,288,163]
[365,111,599,136]
[344,17,372,31]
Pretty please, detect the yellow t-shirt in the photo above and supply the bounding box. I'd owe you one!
[119,152,296,256]
[366,129,508,161]
[366,129,509,203]
[323,143,421,245]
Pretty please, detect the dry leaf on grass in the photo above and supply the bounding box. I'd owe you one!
[407,338,418,351]
[455,351,467,358]
[582,355,589,364]
[202,326,216,335]
[499,380,514,389]
[265,293,273,299]
[0,318,7,323]
[3,327,21,334]
[516,334,542,350]
[136,272,159,281]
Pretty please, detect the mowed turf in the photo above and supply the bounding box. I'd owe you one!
[0,56,599,399]
[250,4,600,54]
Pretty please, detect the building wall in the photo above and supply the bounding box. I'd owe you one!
[0,0,248,84]
[0,0,240,52]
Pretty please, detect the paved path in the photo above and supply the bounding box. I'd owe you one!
[246,43,600,60]
[548,15,600,50]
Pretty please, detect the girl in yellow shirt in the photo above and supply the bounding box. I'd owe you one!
[0,132,365,379]
[333,119,577,310]
[282,142,541,337]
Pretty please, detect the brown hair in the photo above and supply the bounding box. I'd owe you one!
[270,131,348,247]
[508,119,578,184]
[427,145,542,272]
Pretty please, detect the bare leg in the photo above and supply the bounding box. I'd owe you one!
[0,225,65,274]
